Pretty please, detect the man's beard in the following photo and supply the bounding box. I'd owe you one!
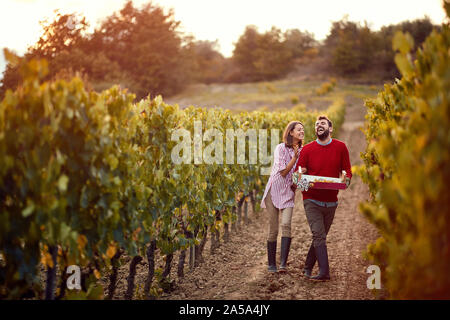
[316,128,330,140]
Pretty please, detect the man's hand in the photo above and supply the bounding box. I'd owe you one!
[296,166,307,174]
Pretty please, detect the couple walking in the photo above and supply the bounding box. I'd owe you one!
[260,115,352,281]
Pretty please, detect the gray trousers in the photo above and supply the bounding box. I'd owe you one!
[303,200,337,247]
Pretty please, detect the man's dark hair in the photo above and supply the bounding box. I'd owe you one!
[317,115,332,127]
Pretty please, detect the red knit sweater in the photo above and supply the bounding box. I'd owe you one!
[294,139,352,202]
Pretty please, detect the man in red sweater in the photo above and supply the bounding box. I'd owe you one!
[294,115,352,281]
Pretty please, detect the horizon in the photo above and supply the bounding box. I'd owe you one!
[0,0,448,79]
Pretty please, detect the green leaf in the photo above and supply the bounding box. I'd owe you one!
[60,222,71,241]
[22,202,35,217]
[86,284,104,300]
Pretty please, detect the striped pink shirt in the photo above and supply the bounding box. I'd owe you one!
[261,143,301,209]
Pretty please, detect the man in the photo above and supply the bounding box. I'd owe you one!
[294,115,352,281]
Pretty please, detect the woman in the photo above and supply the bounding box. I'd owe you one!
[261,121,305,273]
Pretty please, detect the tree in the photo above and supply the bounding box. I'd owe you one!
[1,12,92,96]
[0,50,23,98]
[187,40,226,84]
[398,16,436,51]
[94,1,188,98]
[284,29,317,60]
[324,17,377,75]
[31,12,89,60]
[232,26,293,82]
[323,16,439,79]
[1,2,193,100]
[376,17,437,79]
[231,25,259,81]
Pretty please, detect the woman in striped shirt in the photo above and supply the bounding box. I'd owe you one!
[261,121,305,273]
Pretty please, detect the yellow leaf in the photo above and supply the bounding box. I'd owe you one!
[77,235,87,249]
[3,48,20,67]
[106,244,117,259]
[57,175,69,192]
[41,252,54,269]
[395,53,413,76]
[132,227,142,241]
[392,31,414,54]
[94,269,101,280]
[415,135,427,152]
[113,176,121,186]
[107,155,119,170]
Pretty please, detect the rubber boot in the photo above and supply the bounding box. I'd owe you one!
[279,237,292,273]
[303,243,316,278]
[267,241,277,273]
[309,244,330,281]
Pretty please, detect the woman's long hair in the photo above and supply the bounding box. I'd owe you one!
[283,121,304,148]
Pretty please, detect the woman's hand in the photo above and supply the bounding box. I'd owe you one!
[280,145,301,178]
[293,144,301,159]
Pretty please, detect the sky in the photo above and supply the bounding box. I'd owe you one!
[0,0,448,77]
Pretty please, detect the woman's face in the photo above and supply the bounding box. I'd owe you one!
[290,123,304,141]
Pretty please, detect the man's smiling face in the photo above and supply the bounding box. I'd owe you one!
[315,119,332,140]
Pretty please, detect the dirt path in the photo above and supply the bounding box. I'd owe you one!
[156,94,381,300]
